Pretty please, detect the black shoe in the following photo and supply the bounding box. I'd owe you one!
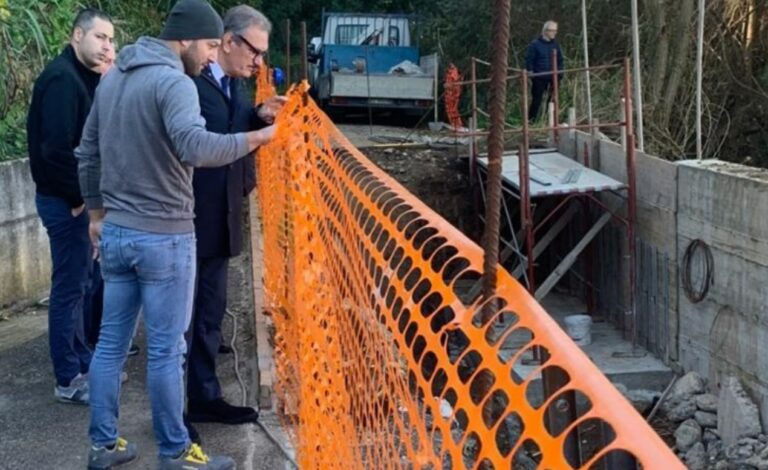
[187,399,259,425]
[127,344,140,357]
[183,415,202,445]
[218,344,232,354]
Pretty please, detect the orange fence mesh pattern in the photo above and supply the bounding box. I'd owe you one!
[255,65,277,105]
[444,64,463,130]
[255,83,683,470]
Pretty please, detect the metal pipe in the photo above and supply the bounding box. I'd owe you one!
[285,19,291,86]
[630,0,645,151]
[520,71,534,293]
[695,0,706,159]
[551,49,560,145]
[581,0,593,126]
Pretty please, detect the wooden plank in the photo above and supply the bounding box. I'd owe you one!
[535,210,613,300]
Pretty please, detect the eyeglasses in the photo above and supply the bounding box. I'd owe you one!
[235,34,266,61]
[546,29,558,33]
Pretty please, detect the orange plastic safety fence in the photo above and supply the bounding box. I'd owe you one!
[444,64,463,130]
[255,64,277,105]
[255,83,683,470]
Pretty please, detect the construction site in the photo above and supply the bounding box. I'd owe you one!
[2,2,768,470]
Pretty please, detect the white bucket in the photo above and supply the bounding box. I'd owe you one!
[564,314,592,346]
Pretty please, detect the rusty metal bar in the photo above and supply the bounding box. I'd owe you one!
[481,0,512,304]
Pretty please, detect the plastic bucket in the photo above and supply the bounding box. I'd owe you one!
[564,314,592,346]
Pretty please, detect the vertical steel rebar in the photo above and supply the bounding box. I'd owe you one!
[480,0,512,304]
[623,58,639,348]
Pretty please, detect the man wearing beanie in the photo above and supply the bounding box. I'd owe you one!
[75,1,275,469]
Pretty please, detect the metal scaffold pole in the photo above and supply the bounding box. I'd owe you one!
[630,0,645,151]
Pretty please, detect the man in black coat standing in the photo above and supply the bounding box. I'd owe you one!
[186,4,285,431]
[525,20,564,122]
[26,8,114,404]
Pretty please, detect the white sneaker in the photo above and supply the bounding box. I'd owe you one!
[54,373,89,405]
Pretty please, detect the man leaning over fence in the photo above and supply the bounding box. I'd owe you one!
[75,0,276,468]
[185,4,285,441]
[26,8,114,406]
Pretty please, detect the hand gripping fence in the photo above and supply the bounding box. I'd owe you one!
[255,83,683,470]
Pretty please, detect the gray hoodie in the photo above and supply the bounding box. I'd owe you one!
[75,37,250,234]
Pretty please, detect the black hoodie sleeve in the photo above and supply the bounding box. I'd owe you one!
[38,73,84,207]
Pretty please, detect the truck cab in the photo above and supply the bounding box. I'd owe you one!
[308,13,436,114]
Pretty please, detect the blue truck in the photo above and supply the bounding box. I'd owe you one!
[308,12,437,114]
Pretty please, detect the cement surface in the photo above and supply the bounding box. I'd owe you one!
[514,293,673,392]
[0,257,291,469]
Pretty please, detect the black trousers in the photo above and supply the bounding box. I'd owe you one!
[187,256,229,404]
[529,78,553,122]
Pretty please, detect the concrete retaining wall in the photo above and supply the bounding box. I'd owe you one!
[0,159,50,307]
[676,160,768,429]
[559,130,768,430]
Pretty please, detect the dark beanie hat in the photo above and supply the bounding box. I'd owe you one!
[159,0,223,41]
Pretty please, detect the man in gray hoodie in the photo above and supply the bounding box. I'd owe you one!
[75,1,273,469]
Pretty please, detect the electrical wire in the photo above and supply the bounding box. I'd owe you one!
[681,239,714,303]
[225,308,298,469]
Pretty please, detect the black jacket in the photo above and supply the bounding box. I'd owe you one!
[192,67,266,258]
[27,45,101,207]
[525,36,564,80]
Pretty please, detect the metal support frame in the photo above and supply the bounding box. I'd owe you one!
[467,56,638,348]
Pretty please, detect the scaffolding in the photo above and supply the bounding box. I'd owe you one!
[466,55,640,347]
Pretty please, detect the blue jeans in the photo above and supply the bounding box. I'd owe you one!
[35,194,93,386]
[89,223,196,457]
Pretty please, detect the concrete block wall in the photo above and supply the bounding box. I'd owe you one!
[0,159,50,307]
[676,160,768,429]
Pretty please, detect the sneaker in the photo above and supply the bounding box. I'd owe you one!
[187,398,259,425]
[127,344,140,357]
[54,373,89,405]
[88,437,138,469]
[158,443,234,470]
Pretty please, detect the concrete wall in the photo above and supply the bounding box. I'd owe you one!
[557,130,680,360]
[675,160,768,428]
[0,159,50,306]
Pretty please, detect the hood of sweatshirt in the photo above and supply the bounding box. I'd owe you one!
[117,36,184,73]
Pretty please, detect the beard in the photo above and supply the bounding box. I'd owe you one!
[180,44,202,77]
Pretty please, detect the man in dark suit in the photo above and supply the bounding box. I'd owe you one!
[186,4,285,433]
[525,20,564,122]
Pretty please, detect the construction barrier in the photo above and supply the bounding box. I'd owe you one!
[255,83,683,470]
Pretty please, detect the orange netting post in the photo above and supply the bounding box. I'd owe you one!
[254,82,684,470]
[444,64,464,130]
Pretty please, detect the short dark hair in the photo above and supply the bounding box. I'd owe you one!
[72,8,112,34]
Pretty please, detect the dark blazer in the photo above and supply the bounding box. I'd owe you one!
[27,45,101,207]
[192,67,267,258]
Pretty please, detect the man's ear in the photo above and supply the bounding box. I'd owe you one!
[72,26,84,43]
[221,32,235,53]
[179,39,192,51]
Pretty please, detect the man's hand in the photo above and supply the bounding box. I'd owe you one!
[256,96,288,124]
[246,124,277,151]
[71,204,85,218]
[88,209,106,261]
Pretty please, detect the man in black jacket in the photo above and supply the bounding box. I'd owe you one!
[26,8,114,405]
[186,4,285,431]
[525,20,564,122]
